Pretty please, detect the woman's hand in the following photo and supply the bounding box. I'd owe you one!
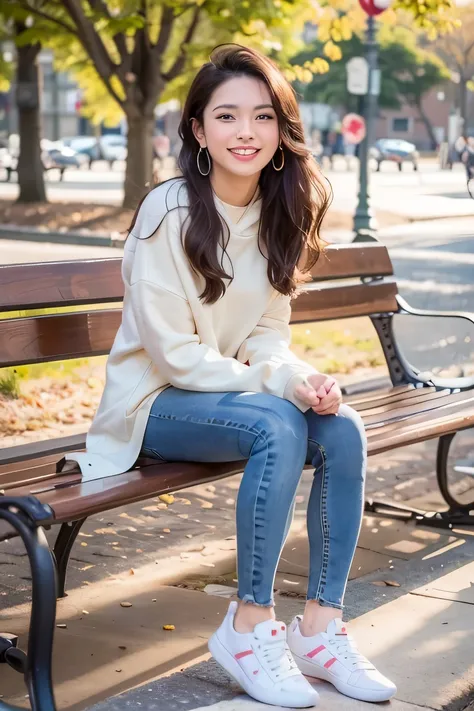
[294,373,342,415]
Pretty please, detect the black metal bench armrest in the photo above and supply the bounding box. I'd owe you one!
[0,497,54,526]
[396,295,474,391]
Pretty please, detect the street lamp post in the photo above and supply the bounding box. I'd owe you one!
[353,14,378,241]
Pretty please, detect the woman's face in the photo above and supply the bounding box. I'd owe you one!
[193,75,280,179]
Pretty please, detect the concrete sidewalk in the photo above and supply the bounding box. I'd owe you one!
[88,553,474,711]
[87,545,474,711]
[1,501,473,711]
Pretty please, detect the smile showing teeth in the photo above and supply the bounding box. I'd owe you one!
[229,148,258,155]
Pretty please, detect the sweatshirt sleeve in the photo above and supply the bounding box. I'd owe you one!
[237,292,318,411]
[129,280,313,411]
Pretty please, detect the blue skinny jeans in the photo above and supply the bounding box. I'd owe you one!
[141,388,367,610]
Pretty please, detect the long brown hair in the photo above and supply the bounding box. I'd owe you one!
[129,44,331,304]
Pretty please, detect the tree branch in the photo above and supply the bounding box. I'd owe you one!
[14,2,79,36]
[61,0,125,106]
[87,0,130,68]
[161,4,200,82]
[154,5,175,57]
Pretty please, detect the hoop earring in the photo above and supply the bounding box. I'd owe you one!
[272,143,285,171]
[197,146,211,176]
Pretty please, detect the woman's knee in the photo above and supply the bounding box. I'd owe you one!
[248,395,308,457]
[308,404,367,468]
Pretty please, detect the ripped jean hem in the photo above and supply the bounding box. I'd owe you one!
[306,595,344,611]
[239,593,274,608]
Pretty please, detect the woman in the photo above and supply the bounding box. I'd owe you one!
[62,44,396,708]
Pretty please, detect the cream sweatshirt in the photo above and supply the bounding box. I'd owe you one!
[63,178,317,482]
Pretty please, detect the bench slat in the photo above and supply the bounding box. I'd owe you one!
[347,386,434,411]
[310,243,393,281]
[292,281,398,322]
[364,390,474,429]
[0,434,87,467]
[0,245,394,313]
[0,310,122,367]
[367,403,474,454]
[0,259,123,311]
[0,282,398,367]
[359,388,452,417]
[6,460,248,524]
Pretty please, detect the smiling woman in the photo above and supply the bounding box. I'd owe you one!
[63,44,395,710]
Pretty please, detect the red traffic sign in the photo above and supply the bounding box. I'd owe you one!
[359,0,392,15]
[341,113,366,145]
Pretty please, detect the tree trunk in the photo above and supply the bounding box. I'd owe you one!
[15,33,46,203]
[416,100,438,150]
[123,113,155,209]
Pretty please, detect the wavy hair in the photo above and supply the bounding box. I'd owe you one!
[129,43,331,304]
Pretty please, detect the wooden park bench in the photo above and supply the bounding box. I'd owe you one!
[1,241,473,711]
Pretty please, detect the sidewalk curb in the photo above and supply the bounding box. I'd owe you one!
[0,224,125,249]
[1,209,473,250]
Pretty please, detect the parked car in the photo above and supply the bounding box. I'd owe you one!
[41,139,85,179]
[62,136,101,167]
[62,134,127,168]
[371,139,419,171]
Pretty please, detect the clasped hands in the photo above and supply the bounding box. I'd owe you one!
[294,373,342,416]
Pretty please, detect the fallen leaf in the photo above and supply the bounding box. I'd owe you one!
[201,501,213,509]
[56,624,67,629]
[80,542,88,547]
[384,580,401,587]
[159,494,175,505]
[163,625,175,631]
[185,534,193,539]
[120,602,133,608]
[119,646,127,650]
[129,569,135,576]
[163,528,171,533]
[152,599,157,602]
[371,581,387,587]
[82,610,89,615]
[116,669,122,673]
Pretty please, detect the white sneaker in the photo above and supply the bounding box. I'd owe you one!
[208,601,319,708]
[288,616,397,703]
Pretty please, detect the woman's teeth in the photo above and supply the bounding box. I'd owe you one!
[229,149,258,155]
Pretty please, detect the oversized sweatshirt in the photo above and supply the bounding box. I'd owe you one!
[63,178,317,482]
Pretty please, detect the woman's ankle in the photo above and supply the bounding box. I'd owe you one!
[300,599,342,637]
[233,600,275,634]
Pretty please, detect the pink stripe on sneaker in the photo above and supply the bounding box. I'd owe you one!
[235,650,253,660]
[324,658,337,669]
[306,644,325,659]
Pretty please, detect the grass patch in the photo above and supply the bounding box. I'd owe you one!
[290,317,386,376]
[0,370,21,399]
[0,356,108,397]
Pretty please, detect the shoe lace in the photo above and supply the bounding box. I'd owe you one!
[329,636,374,670]
[256,637,299,679]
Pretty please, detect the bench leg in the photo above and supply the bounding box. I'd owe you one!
[366,432,474,529]
[53,519,87,599]
[435,433,474,526]
[0,498,57,711]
